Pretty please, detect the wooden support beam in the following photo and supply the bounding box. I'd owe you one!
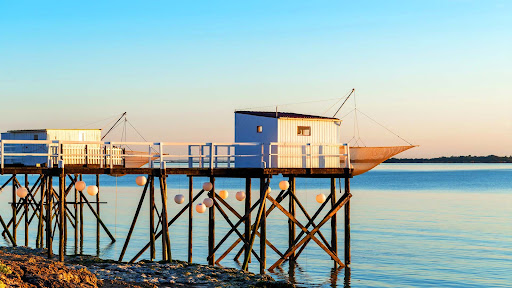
[244,178,251,264]
[344,176,351,266]
[0,215,15,245]
[149,175,156,260]
[79,174,84,254]
[188,176,193,263]
[46,176,53,258]
[37,176,45,249]
[268,192,351,271]
[241,178,270,271]
[96,174,100,249]
[12,174,17,246]
[259,178,267,274]
[78,190,116,243]
[74,174,78,255]
[24,174,29,247]
[118,177,149,262]
[59,173,66,261]
[331,178,338,268]
[159,174,172,262]
[288,177,296,263]
[266,194,344,268]
[129,189,206,263]
[208,176,215,265]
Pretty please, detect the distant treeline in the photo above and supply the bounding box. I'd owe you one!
[385,155,512,163]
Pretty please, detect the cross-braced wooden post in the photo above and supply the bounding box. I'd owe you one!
[208,176,215,265]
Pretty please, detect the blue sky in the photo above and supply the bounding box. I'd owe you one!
[0,1,510,157]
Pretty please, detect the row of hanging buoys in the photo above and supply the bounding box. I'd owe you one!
[15,179,99,199]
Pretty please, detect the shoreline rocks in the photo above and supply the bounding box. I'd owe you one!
[0,246,293,288]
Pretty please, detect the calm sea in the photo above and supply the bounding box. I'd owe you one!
[1,163,511,287]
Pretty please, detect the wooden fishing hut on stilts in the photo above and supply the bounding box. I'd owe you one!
[0,111,413,274]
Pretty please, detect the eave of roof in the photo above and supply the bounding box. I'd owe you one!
[235,111,339,121]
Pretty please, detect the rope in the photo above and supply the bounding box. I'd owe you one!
[355,108,414,146]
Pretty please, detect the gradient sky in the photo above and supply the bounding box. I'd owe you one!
[1,1,510,157]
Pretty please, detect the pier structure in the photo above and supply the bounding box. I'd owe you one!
[0,140,352,273]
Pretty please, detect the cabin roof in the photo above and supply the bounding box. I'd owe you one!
[235,111,339,121]
[6,129,101,133]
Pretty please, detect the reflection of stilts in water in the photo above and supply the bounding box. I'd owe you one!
[329,266,344,288]
[343,266,351,288]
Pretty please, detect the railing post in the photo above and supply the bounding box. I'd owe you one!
[109,142,114,169]
[209,143,214,169]
[268,143,272,168]
[261,143,265,168]
[214,145,218,168]
[188,145,193,168]
[199,145,203,168]
[345,144,351,169]
[0,140,4,169]
[227,145,231,168]
[148,144,153,168]
[159,143,165,170]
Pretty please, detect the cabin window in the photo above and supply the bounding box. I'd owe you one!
[34,135,38,140]
[297,126,311,136]
[256,126,263,133]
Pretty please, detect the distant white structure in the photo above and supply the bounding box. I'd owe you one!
[234,111,343,168]
[0,129,108,166]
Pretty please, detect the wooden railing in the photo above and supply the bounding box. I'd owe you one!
[0,140,350,169]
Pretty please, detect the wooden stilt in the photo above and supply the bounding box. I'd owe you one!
[59,172,65,261]
[24,174,29,247]
[159,174,171,262]
[118,178,149,262]
[74,175,78,254]
[79,174,84,254]
[96,174,100,249]
[244,178,251,264]
[331,178,338,268]
[12,174,17,246]
[149,175,156,260]
[208,176,215,265]
[242,179,269,271]
[37,176,45,249]
[288,177,296,264]
[268,192,351,271]
[188,176,193,263]
[344,176,351,266]
[46,175,53,258]
[259,177,267,274]
[129,189,206,263]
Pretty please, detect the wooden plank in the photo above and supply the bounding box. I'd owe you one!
[46,176,53,258]
[59,173,65,261]
[244,178,251,264]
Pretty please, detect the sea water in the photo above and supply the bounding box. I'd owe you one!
[0,163,510,287]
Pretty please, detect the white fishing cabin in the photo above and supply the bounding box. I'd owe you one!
[234,111,344,168]
[0,129,123,167]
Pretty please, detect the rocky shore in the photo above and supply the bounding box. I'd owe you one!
[0,246,293,288]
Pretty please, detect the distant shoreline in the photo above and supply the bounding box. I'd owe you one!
[385,155,512,163]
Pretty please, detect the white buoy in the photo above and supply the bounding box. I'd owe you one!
[203,197,214,207]
[196,203,206,213]
[16,187,28,198]
[316,193,326,203]
[87,185,99,196]
[75,181,86,191]
[136,176,147,186]
[202,182,213,191]
[235,191,246,201]
[218,190,229,199]
[174,194,185,204]
[279,181,290,191]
